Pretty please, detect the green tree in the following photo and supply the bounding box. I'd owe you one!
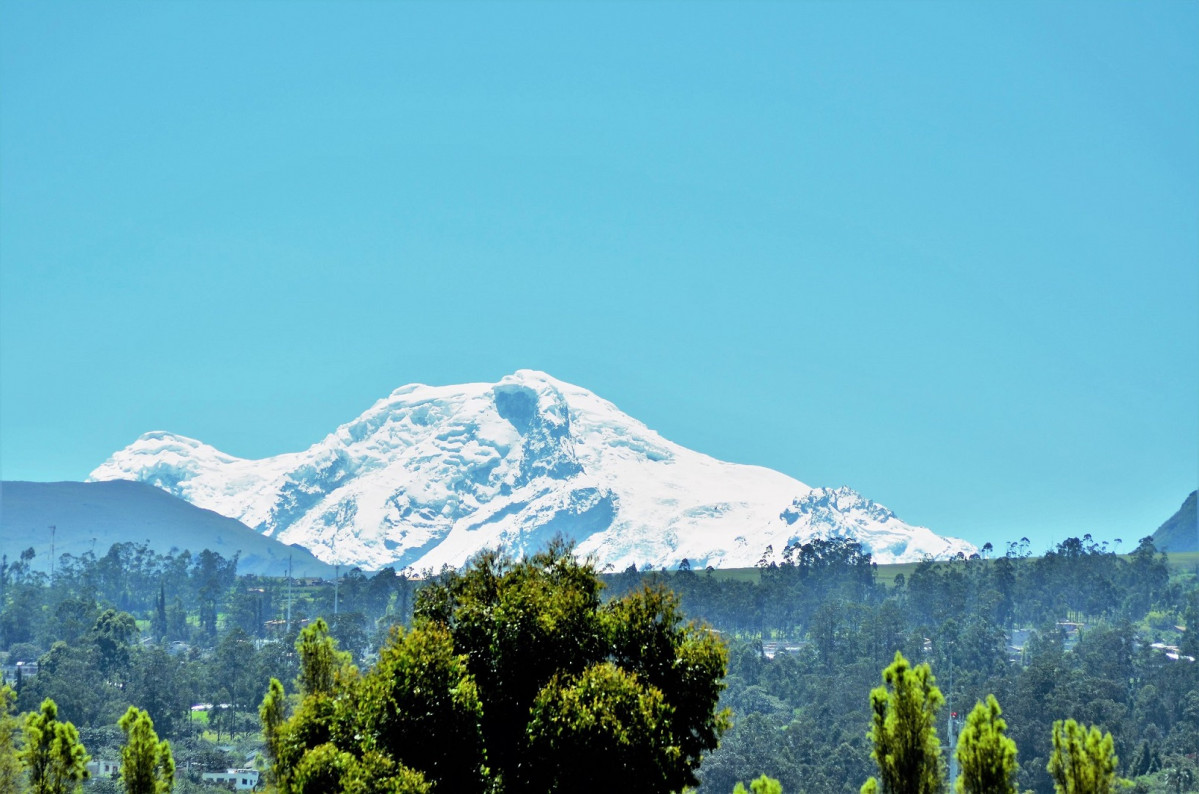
[414,540,729,791]
[150,584,168,641]
[1163,762,1195,794]
[22,642,107,727]
[525,662,673,793]
[352,624,485,793]
[606,581,731,778]
[262,540,729,794]
[862,651,944,794]
[125,646,193,741]
[1046,719,1120,794]
[295,618,353,697]
[288,744,430,794]
[22,699,90,794]
[955,695,1018,794]
[211,628,258,711]
[191,550,238,642]
[0,684,21,794]
[117,707,174,794]
[414,544,608,783]
[734,775,784,794]
[89,609,138,678]
[262,625,445,794]
[259,677,287,785]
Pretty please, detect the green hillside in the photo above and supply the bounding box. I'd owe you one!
[1151,490,1198,552]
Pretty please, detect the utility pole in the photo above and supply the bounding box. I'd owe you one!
[948,710,958,785]
[49,526,55,581]
[286,556,293,627]
[334,563,340,617]
[947,644,958,787]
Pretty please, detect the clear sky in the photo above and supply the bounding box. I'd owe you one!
[2,1,1196,553]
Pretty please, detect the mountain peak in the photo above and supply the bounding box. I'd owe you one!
[90,373,975,570]
[134,430,204,447]
[505,368,560,383]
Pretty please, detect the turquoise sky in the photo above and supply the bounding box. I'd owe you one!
[2,1,1196,551]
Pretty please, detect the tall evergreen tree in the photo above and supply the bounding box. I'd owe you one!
[150,584,168,641]
[22,699,89,794]
[861,651,944,794]
[734,775,784,794]
[117,707,174,794]
[955,695,1018,794]
[259,677,287,785]
[0,685,21,794]
[1046,719,1120,794]
[295,618,354,697]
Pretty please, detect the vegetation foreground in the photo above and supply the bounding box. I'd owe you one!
[2,532,1198,792]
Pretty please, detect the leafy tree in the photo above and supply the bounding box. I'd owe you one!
[352,623,486,793]
[861,651,944,794]
[259,677,287,784]
[190,549,238,642]
[209,628,259,732]
[1046,719,1120,794]
[295,618,353,697]
[125,646,194,740]
[606,581,731,779]
[0,684,21,794]
[415,540,729,791]
[328,612,369,663]
[226,582,270,639]
[414,544,608,783]
[117,707,174,794]
[288,743,431,794]
[525,662,673,793]
[1126,739,1160,778]
[955,695,1018,794]
[734,775,784,794]
[89,609,138,678]
[262,541,728,793]
[20,642,107,727]
[22,699,90,794]
[1163,762,1195,794]
[49,597,99,647]
[263,624,448,794]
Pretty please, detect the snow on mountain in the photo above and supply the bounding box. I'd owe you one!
[89,370,975,571]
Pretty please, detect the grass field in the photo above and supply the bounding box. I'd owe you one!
[1165,550,1199,575]
[676,561,920,586]
[629,549,1199,589]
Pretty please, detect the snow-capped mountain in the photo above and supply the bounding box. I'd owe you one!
[89,370,975,571]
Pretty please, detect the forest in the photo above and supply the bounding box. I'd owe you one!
[1,532,1197,793]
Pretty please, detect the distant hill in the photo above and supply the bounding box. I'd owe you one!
[1151,490,1198,552]
[0,480,335,577]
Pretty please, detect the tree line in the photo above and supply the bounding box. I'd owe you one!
[1,532,1197,792]
[632,535,1196,794]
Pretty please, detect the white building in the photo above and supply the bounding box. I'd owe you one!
[86,759,120,778]
[201,769,260,790]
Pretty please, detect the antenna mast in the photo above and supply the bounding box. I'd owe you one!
[286,555,293,627]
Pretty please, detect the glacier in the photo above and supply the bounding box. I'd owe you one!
[89,370,976,571]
